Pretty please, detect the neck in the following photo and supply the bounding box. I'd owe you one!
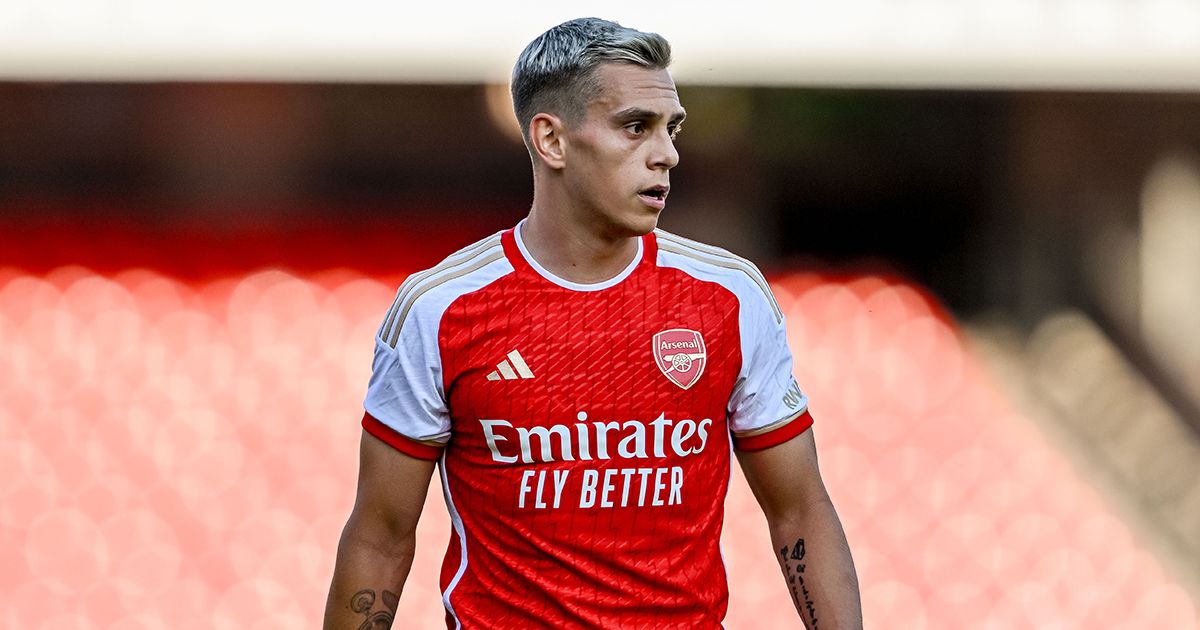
[522,192,642,285]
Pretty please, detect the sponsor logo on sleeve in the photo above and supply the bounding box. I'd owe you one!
[782,378,805,409]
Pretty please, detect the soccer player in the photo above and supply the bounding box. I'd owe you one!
[323,17,862,630]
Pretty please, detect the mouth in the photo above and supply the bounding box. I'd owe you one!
[638,185,670,209]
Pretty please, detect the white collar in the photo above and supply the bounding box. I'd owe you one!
[514,219,643,292]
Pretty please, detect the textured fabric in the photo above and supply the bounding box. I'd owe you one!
[655,231,811,436]
[363,233,513,447]
[364,223,812,629]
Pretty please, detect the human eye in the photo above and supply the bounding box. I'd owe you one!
[625,121,646,136]
[668,123,684,139]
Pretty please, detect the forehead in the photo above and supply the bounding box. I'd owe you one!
[587,64,682,116]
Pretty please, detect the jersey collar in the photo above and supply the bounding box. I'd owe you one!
[503,219,654,292]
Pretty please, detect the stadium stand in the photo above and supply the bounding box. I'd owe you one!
[1,222,1196,628]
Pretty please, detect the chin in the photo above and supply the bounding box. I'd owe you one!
[620,213,660,237]
[593,203,661,239]
[634,204,667,232]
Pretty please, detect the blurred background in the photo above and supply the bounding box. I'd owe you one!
[2,1,1199,628]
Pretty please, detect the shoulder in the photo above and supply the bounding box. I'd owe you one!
[653,229,783,324]
[377,231,513,347]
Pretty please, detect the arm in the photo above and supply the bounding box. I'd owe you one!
[737,427,862,630]
[323,430,437,630]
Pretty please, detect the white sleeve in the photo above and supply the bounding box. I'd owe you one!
[363,294,451,446]
[728,286,811,447]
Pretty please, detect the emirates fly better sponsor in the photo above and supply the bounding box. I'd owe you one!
[479,411,714,510]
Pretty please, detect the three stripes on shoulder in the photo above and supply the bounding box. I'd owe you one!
[654,229,782,324]
[378,233,505,349]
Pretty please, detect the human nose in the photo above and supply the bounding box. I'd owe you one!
[649,129,679,170]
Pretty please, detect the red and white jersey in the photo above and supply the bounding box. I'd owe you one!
[363,221,812,629]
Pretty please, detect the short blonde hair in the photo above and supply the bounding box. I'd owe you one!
[511,18,672,150]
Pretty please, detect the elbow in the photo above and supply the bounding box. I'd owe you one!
[338,509,419,563]
[765,494,836,536]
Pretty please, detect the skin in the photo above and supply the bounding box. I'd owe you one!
[738,429,863,629]
[323,61,862,630]
[323,432,434,630]
[521,63,685,284]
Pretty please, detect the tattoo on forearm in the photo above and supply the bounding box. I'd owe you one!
[780,538,818,628]
[350,588,399,629]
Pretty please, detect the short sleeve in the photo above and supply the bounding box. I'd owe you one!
[727,288,813,451]
[362,291,452,461]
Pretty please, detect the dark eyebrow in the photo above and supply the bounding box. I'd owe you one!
[612,107,688,125]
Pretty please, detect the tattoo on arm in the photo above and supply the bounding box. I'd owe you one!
[780,538,818,629]
[350,588,399,629]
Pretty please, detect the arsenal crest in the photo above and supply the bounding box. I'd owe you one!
[653,328,707,390]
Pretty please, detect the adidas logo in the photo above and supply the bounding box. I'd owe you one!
[486,350,535,381]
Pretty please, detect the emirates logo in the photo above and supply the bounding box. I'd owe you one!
[653,328,707,390]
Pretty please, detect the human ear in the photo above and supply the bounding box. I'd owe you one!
[529,113,567,170]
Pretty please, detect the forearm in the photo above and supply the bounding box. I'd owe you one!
[769,498,862,630]
[323,518,417,630]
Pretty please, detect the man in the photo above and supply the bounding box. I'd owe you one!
[324,17,861,630]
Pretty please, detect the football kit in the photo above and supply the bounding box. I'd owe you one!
[363,220,812,629]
